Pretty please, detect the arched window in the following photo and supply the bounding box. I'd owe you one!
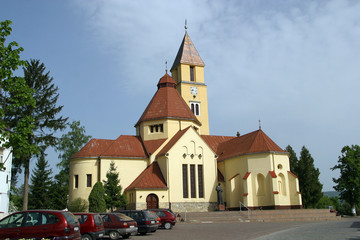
[256,174,266,196]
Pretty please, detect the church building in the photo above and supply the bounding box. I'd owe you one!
[69,29,302,212]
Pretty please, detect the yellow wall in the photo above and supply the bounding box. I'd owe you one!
[221,152,302,209]
[138,119,201,141]
[157,127,217,204]
[69,157,148,203]
[171,64,210,135]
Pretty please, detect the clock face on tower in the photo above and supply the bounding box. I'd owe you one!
[190,87,198,95]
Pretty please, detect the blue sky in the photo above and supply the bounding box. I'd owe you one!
[2,0,360,191]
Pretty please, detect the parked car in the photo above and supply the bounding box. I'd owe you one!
[74,212,105,240]
[0,210,81,240]
[149,211,161,230]
[115,210,158,235]
[148,209,176,229]
[100,212,138,239]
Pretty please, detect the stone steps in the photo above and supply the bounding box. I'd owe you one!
[180,209,341,223]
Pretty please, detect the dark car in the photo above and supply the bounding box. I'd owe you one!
[100,212,138,239]
[74,213,105,240]
[115,210,158,235]
[149,209,176,229]
[0,210,81,240]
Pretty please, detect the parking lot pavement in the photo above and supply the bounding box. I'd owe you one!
[131,218,360,240]
[253,217,360,240]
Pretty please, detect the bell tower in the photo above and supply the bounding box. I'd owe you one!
[170,27,210,135]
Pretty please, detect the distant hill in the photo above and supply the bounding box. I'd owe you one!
[323,191,340,198]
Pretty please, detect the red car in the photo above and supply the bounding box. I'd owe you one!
[74,213,105,240]
[100,213,138,239]
[0,210,81,239]
[149,209,176,229]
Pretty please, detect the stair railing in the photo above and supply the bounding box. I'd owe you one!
[239,201,250,220]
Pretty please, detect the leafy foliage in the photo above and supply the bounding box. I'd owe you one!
[88,182,106,213]
[332,145,360,215]
[68,198,89,212]
[53,120,91,209]
[0,20,37,167]
[297,146,323,208]
[103,161,127,211]
[28,151,53,209]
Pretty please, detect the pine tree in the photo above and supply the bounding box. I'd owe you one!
[332,145,360,215]
[285,145,299,175]
[88,182,106,213]
[9,59,67,210]
[297,146,323,208]
[103,161,127,211]
[28,151,53,209]
[54,120,91,209]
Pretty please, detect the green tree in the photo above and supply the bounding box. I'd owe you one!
[103,161,127,211]
[297,146,323,208]
[68,198,88,212]
[9,59,68,210]
[285,145,298,174]
[331,145,360,216]
[53,120,91,209]
[28,151,53,209]
[88,182,106,213]
[0,20,37,176]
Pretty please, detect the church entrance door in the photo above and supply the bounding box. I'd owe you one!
[146,194,159,209]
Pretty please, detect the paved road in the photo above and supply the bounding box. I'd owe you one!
[132,217,360,240]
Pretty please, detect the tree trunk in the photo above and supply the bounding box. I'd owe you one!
[22,159,30,210]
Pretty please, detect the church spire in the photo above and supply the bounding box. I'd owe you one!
[170,31,205,71]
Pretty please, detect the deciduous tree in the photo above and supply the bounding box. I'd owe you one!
[332,145,360,215]
[53,120,91,209]
[0,20,37,174]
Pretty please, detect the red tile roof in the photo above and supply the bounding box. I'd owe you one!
[143,138,167,155]
[125,161,167,191]
[135,74,201,126]
[171,32,205,71]
[101,135,147,158]
[216,129,286,161]
[72,135,148,159]
[201,135,235,154]
[157,127,191,157]
[72,139,114,158]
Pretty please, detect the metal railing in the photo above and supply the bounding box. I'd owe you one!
[239,201,250,220]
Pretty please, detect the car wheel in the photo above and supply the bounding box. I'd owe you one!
[109,231,120,240]
[122,233,131,239]
[82,234,93,240]
[164,222,172,229]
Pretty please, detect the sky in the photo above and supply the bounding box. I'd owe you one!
[1,0,360,192]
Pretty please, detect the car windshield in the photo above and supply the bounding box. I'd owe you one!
[114,213,134,221]
[143,211,156,219]
[94,214,103,225]
[62,212,78,224]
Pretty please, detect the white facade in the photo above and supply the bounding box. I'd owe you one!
[0,139,12,214]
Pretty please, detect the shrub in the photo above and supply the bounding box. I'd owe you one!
[88,182,106,212]
[68,198,88,212]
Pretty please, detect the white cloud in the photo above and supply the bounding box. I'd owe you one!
[70,0,360,191]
